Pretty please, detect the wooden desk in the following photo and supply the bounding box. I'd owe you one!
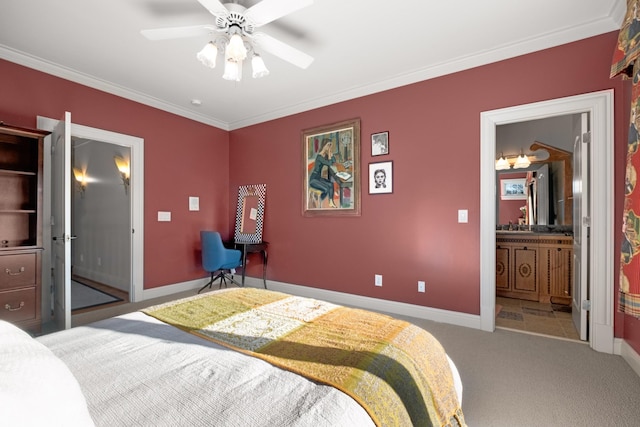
[232,241,268,288]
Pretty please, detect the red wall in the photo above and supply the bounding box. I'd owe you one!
[1,31,638,353]
[228,32,634,348]
[0,59,231,289]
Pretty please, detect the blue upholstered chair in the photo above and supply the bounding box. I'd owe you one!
[197,231,243,294]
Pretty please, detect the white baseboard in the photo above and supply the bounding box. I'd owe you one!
[248,278,481,330]
[138,276,482,330]
[620,339,640,378]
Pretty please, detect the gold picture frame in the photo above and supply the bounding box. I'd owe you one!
[302,118,361,217]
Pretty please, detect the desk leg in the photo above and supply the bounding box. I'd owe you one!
[261,249,268,289]
[241,246,247,287]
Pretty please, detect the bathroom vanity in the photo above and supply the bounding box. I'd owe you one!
[496,231,573,304]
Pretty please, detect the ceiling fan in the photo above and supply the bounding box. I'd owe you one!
[141,0,314,81]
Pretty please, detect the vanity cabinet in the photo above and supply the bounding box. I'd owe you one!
[538,235,573,304]
[496,236,539,301]
[0,122,48,332]
[496,233,573,303]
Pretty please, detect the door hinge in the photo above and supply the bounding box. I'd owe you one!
[582,300,591,311]
[582,216,591,227]
[582,132,591,144]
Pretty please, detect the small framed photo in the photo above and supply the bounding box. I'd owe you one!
[371,131,389,156]
[369,161,393,194]
[500,178,526,200]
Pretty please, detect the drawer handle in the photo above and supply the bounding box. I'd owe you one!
[5,267,25,276]
[4,302,24,312]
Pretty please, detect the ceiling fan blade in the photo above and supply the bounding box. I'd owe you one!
[141,25,216,40]
[197,0,229,17]
[245,0,313,27]
[253,32,313,69]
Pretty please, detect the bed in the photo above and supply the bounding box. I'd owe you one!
[2,287,465,426]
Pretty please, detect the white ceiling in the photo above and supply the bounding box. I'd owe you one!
[0,0,624,131]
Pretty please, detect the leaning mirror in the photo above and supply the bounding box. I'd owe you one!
[234,184,266,243]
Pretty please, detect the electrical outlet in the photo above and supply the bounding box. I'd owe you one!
[97,257,102,266]
[375,274,383,287]
[418,280,425,293]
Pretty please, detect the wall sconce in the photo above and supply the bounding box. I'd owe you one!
[114,156,130,195]
[72,167,87,197]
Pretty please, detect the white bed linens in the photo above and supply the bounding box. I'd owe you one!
[37,311,375,427]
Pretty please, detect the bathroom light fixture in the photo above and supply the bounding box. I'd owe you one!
[495,151,532,170]
[113,156,130,195]
[72,167,87,197]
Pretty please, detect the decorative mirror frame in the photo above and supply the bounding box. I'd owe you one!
[234,184,266,243]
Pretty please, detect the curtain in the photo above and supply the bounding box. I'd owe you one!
[613,0,640,317]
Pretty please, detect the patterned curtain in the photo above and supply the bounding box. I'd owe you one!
[613,0,640,317]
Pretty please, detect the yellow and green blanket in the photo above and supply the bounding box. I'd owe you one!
[143,288,465,427]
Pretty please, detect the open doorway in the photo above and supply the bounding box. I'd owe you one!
[494,114,581,340]
[37,115,144,329]
[479,90,615,354]
[70,138,131,313]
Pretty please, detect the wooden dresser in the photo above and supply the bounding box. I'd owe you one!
[496,232,573,304]
[0,122,49,332]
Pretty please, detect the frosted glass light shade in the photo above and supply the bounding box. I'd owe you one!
[495,156,510,170]
[226,34,247,62]
[251,54,269,78]
[513,154,531,169]
[223,58,242,81]
[196,42,218,68]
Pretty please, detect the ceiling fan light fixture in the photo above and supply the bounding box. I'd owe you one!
[196,42,218,68]
[251,53,269,78]
[226,33,247,62]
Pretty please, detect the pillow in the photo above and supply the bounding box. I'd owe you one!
[0,320,94,426]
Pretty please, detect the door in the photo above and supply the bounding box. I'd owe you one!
[51,112,72,330]
[572,112,589,340]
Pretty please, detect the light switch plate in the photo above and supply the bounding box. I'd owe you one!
[458,209,468,223]
[158,211,171,222]
[189,196,199,211]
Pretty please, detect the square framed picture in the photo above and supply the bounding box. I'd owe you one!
[371,131,389,156]
[369,161,393,194]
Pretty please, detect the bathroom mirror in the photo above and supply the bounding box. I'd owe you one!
[234,184,266,243]
[496,142,572,227]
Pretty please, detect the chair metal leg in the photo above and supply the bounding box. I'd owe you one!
[197,271,226,293]
[198,270,243,294]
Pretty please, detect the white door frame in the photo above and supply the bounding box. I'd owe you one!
[38,116,144,322]
[479,90,615,354]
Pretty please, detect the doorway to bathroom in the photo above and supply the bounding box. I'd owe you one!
[479,90,615,354]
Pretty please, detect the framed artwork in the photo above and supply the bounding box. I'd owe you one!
[371,131,389,156]
[234,184,266,243]
[302,118,361,217]
[500,178,526,200]
[369,161,393,194]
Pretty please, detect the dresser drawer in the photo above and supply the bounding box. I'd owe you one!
[0,253,37,290]
[0,287,36,323]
